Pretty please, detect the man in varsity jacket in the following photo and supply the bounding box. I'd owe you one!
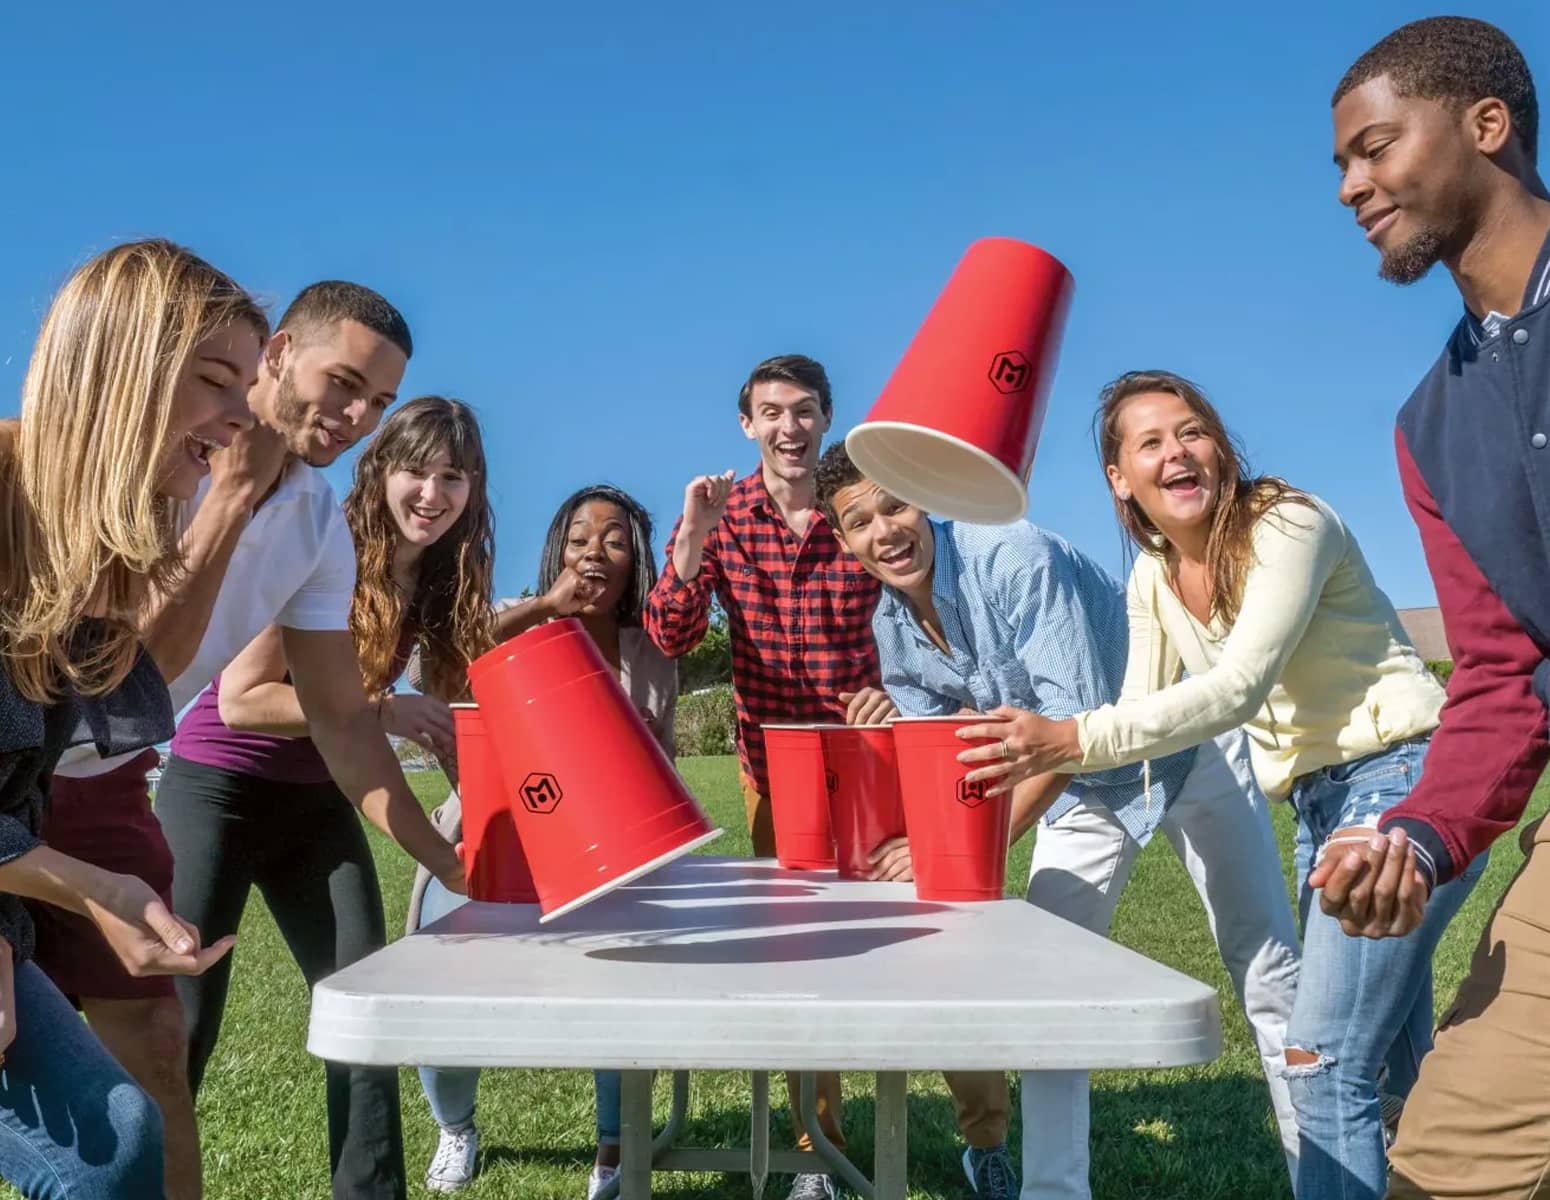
[1319,17,1550,1196]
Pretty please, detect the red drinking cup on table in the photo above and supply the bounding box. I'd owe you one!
[818,724,906,880]
[468,619,721,921]
[450,703,538,904]
[890,715,1012,901]
[846,237,1074,524]
[763,724,837,869]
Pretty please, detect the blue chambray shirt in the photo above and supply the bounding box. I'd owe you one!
[873,518,1196,845]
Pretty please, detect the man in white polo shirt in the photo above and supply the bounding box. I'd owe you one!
[38,281,463,1200]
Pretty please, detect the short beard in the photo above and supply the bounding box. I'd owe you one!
[272,370,328,465]
[1378,225,1448,286]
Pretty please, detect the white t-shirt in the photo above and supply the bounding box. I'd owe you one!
[55,458,356,777]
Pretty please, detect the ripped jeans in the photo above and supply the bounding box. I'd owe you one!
[1284,736,1487,1200]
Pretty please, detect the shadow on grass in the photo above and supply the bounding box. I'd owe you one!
[464,1072,1289,1199]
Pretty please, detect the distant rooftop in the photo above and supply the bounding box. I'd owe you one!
[1396,607,1449,663]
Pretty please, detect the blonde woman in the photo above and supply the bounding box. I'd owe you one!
[0,239,266,1198]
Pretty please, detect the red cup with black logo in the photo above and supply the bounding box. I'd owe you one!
[468,619,720,921]
[890,715,1011,901]
[846,238,1073,525]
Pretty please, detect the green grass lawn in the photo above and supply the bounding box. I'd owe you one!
[25,758,1548,1199]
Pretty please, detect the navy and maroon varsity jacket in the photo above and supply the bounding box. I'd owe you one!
[1381,227,1550,887]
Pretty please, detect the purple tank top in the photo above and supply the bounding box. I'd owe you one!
[172,631,417,784]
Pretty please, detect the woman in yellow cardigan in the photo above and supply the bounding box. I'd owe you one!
[957,370,1484,1200]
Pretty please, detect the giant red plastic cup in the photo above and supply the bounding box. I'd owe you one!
[890,716,1012,901]
[763,725,836,869]
[451,704,538,903]
[818,724,906,880]
[468,619,721,921]
[846,238,1074,524]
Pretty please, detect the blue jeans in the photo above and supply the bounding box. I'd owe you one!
[0,961,164,1199]
[415,878,623,1144]
[1285,737,1487,1200]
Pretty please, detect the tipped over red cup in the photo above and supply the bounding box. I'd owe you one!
[468,620,721,921]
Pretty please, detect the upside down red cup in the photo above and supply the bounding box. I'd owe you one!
[890,716,1012,901]
[468,619,721,922]
[846,238,1074,524]
[763,725,836,869]
[451,704,538,903]
[818,724,906,880]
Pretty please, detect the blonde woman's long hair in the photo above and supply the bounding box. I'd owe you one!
[1095,370,1313,627]
[344,397,496,701]
[0,239,268,702]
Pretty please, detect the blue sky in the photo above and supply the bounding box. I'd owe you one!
[3,2,1546,608]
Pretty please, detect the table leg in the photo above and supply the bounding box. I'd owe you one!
[798,1072,873,1199]
[750,1072,770,1200]
[619,1070,654,1199]
[653,1071,689,1156]
[873,1072,908,1200]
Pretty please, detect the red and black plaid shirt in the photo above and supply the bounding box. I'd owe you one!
[645,467,882,796]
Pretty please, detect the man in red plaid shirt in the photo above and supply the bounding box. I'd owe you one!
[644,353,894,1200]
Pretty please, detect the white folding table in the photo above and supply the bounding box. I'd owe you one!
[308,856,1221,1198]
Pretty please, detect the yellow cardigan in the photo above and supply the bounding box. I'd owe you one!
[1074,496,1443,799]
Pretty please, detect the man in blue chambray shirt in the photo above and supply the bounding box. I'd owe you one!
[814,444,1301,1200]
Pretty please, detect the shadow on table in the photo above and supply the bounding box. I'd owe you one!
[621,882,825,900]
[586,925,938,964]
[431,898,955,949]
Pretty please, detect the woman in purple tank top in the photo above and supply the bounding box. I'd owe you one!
[183,395,497,760]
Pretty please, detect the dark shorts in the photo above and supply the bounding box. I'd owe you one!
[31,749,176,1002]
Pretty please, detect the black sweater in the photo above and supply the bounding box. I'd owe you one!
[0,631,171,961]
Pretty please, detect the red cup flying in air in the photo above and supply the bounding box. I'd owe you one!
[763,725,838,870]
[818,724,906,880]
[890,716,1012,902]
[846,237,1074,524]
[467,619,720,921]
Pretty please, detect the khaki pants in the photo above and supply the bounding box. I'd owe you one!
[740,769,1012,1150]
[1388,818,1550,1199]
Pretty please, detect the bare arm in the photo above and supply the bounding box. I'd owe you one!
[0,844,234,976]
[217,625,308,736]
[283,626,464,891]
[140,424,289,681]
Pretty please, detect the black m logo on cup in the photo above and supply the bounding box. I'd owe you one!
[988,350,1032,395]
[520,772,563,814]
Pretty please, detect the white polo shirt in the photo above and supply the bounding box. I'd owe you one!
[55,458,356,777]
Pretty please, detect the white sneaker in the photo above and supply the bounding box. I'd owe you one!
[426,1123,479,1192]
[586,1163,620,1199]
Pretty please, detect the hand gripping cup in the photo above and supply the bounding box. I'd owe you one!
[467,619,721,921]
[890,716,1012,901]
[763,725,837,869]
[450,704,538,903]
[846,237,1074,524]
[818,724,906,880]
